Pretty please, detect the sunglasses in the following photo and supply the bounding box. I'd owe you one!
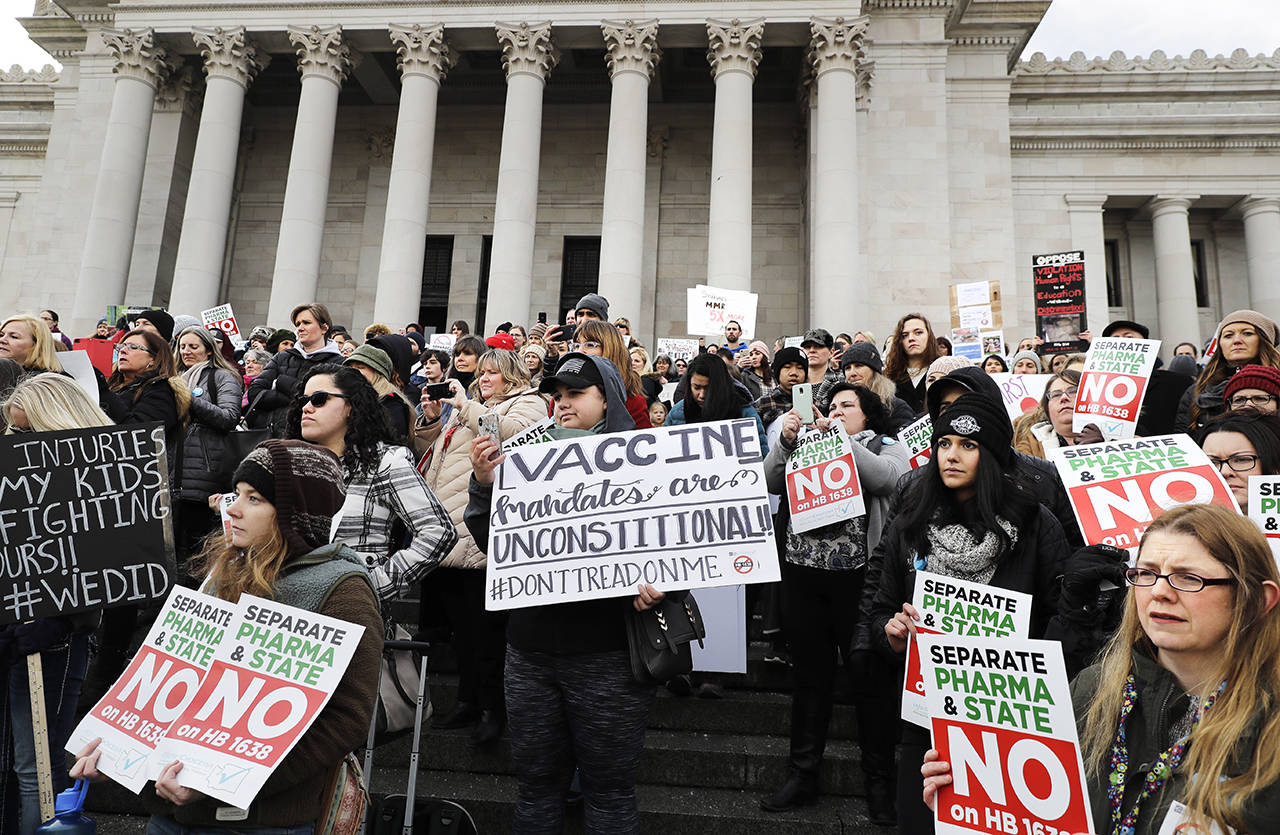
[301,391,349,408]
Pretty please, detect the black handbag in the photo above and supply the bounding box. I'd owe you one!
[224,390,271,481]
[625,591,706,685]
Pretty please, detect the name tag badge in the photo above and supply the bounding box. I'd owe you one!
[216,806,250,822]
[1157,801,1235,835]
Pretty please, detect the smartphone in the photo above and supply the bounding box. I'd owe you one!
[551,325,574,343]
[479,413,502,449]
[793,383,814,424]
[537,311,547,324]
[425,382,453,401]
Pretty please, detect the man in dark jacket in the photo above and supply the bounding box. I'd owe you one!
[246,302,342,436]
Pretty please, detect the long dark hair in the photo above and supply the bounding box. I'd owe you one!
[884,312,941,383]
[895,442,1036,561]
[285,364,392,478]
[1196,408,1280,475]
[683,353,743,423]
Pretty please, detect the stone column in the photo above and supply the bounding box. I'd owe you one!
[371,24,456,325]
[807,16,867,327]
[1241,196,1280,320]
[705,18,763,293]
[1065,194,1110,335]
[484,22,557,330]
[70,28,173,335]
[597,20,659,330]
[169,27,267,315]
[267,25,354,325]
[1149,195,1201,351]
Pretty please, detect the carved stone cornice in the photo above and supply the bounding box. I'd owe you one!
[287,24,354,85]
[388,23,456,82]
[154,64,197,113]
[646,126,669,159]
[100,28,173,89]
[193,26,269,88]
[602,19,660,80]
[1017,48,1280,75]
[0,65,60,83]
[496,22,558,81]
[856,60,876,110]
[807,16,869,77]
[1012,137,1280,153]
[706,18,764,79]
[368,128,395,163]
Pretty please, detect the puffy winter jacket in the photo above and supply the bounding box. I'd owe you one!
[245,342,343,435]
[412,385,550,569]
[178,366,243,501]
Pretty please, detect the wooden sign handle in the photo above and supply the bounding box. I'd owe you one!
[27,650,56,823]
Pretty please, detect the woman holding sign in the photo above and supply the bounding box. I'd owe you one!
[869,393,1069,833]
[72,439,383,832]
[760,382,909,819]
[924,503,1280,835]
[1,374,112,833]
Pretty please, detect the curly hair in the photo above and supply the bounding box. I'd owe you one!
[285,363,391,478]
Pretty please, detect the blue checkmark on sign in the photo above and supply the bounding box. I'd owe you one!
[119,751,146,774]
[209,764,251,790]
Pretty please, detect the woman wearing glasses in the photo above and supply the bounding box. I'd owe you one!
[1196,409,1280,513]
[572,319,652,428]
[1014,370,1098,459]
[1222,364,1280,416]
[924,503,1280,835]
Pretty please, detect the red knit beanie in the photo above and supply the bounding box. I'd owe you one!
[1224,364,1280,402]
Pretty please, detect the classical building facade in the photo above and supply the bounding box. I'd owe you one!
[1,0,1278,354]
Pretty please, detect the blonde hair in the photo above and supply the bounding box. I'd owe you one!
[1080,504,1280,831]
[1,315,63,373]
[3,373,111,432]
[367,373,415,412]
[467,348,531,400]
[174,326,241,377]
[575,319,643,399]
[190,517,290,604]
[630,346,652,375]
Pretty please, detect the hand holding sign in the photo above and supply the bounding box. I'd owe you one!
[1072,338,1160,439]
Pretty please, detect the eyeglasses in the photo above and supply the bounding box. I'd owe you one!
[1124,567,1237,593]
[1207,453,1259,472]
[573,341,602,352]
[119,343,153,354]
[1229,394,1277,408]
[1046,387,1078,403]
[302,391,348,408]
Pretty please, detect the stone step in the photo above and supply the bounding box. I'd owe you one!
[368,767,885,835]
[373,725,863,796]
[424,674,859,740]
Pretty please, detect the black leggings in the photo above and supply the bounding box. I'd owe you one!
[505,647,654,834]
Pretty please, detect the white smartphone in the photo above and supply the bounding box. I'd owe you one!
[479,413,502,449]
[793,383,814,424]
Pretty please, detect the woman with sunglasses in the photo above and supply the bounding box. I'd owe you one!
[1,374,112,833]
[1196,408,1280,512]
[288,365,456,608]
[73,440,383,833]
[924,503,1280,835]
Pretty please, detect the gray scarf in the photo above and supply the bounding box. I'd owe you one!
[923,516,1017,585]
[181,360,210,393]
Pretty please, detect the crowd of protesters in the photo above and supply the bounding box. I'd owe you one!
[0,296,1276,835]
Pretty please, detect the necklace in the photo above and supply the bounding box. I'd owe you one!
[1107,675,1224,835]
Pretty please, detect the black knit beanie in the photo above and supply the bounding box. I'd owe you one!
[933,393,1014,467]
[232,440,346,557]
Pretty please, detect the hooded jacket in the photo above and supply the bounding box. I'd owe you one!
[177,365,243,501]
[246,341,343,435]
[413,383,551,569]
[464,354,638,654]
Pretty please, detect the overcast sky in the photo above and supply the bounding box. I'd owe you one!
[1,0,1278,71]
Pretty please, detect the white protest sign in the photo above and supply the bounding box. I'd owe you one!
[784,336,804,349]
[57,349,100,404]
[686,285,758,338]
[919,635,1094,835]
[503,417,556,451]
[785,426,864,533]
[67,587,237,793]
[1048,434,1238,551]
[950,328,982,360]
[1073,337,1161,439]
[690,585,747,674]
[958,305,994,331]
[486,418,778,610]
[901,573,1032,729]
[898,414,934,469]
[987,374,1052,421]
[429,333,457,351]
[1248,475,1280,562]
[201,304,243,347]
[151,595,365,809]
[219,492,236,542]
[657,338,700,362]
[660,381,678,404]
[954,281,991,309]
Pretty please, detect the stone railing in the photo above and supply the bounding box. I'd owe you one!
[1016,47,1280,74]
[0,64,60,83]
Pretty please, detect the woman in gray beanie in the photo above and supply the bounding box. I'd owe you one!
[1177,308,1280,432]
